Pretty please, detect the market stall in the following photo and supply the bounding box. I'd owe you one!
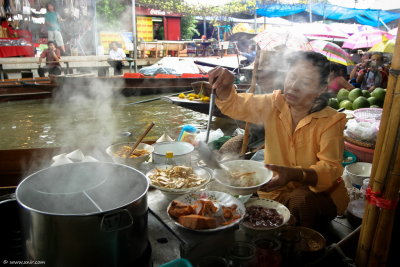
[0,37,34,57]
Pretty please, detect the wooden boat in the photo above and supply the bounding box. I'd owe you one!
[0,75,209,102]
[0,77,55,102]
[55,75,209,97]
[162,86,248,117]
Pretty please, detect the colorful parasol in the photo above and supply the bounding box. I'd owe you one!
[294,23,349,39]
[368,38,395,53]
[309,40,354,66]
[253,27,311,51]
[388,27,398,36]
[342,30,394,49]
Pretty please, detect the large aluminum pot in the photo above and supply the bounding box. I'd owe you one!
[152,141,194,166]
[15,162,149,267]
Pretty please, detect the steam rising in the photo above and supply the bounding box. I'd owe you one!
[51,77,124,160]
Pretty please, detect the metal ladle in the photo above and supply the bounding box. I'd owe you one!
[197,141,232,179]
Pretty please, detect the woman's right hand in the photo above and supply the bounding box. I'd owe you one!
[208,67,235,100]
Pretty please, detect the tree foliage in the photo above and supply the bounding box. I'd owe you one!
[181,15,200,40]
[96,0,126,29]
[137,0,256,17]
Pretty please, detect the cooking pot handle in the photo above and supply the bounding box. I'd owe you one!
[100,209,134,232]
[0,193,16,205]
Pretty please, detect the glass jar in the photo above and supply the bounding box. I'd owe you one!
[254,238,282,267]
[227,241,256,267]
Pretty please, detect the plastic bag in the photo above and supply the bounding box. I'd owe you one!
[345,119,378,142]
[195,129,224,144]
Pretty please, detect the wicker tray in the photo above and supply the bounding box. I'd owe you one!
[344,135,375,149]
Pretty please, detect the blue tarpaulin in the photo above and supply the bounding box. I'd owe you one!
[256,3,400,27]
[256,4,307,17]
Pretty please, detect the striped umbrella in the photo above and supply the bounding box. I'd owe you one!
[309,40,354,66]
[342,30,394,49]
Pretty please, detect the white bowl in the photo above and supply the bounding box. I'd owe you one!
[241,198,291,231]
[146,165,212,200]
[213,160,273,196]
[152,141,194,166]
[345,162,372,188]
[106,142,154,167]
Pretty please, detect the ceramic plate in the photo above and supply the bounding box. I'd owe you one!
[146,165,211,193]
[167,190,246,232]
[241,198,291,231]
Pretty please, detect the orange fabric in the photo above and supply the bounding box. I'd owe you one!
[181,73,204,78]
[216,89,347,204]
[123,73,144,78]
[155,74,178,78]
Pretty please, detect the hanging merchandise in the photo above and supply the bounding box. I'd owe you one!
[5,0,14,14]
[64,0,72,16]
[15,0,21,13]
[79,0,87,16]
[72,0,79,19]
[22,0,30,15]
[34,0,41,10]
[0,0,6,18]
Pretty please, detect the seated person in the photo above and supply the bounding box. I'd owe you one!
[209,51,349,229]
[108,42,126,76]
[38,41,62,77]
[1,17,17,37]
[328,63,354,93]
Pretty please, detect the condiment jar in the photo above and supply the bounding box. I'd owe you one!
[165,152,176,165]
[227,241,256,267]
[254,238,282,267]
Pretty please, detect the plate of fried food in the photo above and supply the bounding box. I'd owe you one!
[167,191,246,232]
[146,165,212,199]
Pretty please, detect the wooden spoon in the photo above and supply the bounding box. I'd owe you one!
[128,122,155,157]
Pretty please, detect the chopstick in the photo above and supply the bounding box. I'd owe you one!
[128,122,155,157]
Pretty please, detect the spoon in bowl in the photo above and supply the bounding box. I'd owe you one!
[197,141,232,179]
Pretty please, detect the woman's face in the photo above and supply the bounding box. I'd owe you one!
[283,61,325,110]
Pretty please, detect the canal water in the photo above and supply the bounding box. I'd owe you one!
[0,93,236,150]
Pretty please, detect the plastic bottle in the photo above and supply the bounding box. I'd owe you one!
[177,125,197,145]
[165,152,176,165]
[360,178,370,199]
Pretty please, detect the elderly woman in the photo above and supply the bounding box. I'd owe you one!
[209,51,349,228]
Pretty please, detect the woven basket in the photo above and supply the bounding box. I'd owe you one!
[353,108,382,123]
[344,135,375,148]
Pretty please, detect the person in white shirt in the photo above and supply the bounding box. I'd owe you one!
[108,42,126,75]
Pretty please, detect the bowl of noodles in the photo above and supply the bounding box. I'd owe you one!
[213,160,273,196]
[106,142,154,167]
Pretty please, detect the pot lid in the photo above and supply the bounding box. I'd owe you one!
[16,162,148,216]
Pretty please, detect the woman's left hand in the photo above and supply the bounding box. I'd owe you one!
[260,164,302,192]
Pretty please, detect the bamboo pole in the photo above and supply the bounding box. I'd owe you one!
[240,47,261,156]
[369,135,400,267]
[356,24,400,266]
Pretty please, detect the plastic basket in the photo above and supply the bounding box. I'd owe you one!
[344,141,374,163]
[342,150,357,167]
[353,108,382,123]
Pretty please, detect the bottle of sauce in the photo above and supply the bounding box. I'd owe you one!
[165,152,176,165]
